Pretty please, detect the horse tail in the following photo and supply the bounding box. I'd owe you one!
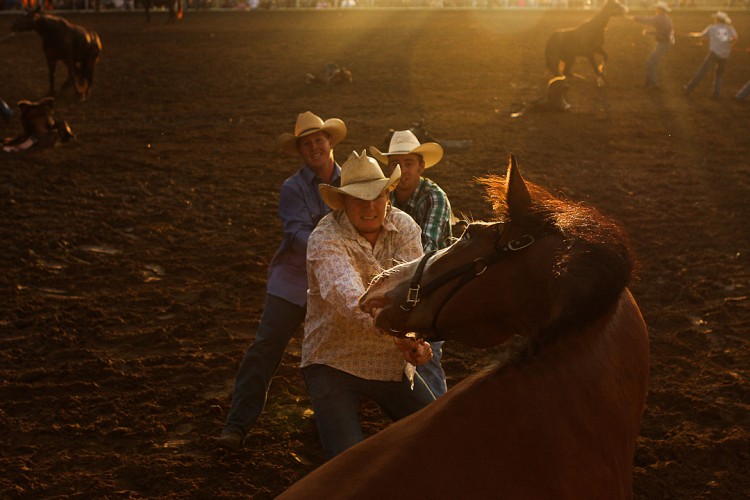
[176,0,184,20]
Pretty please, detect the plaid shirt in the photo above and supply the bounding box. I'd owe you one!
[391,177,452,252]
[302,206,423,381]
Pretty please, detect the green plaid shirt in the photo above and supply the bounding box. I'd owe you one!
[391,177,452,252]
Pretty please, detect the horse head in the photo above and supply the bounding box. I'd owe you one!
[603,0,629,17]
[360,154,634,349]
[12,6,40,33]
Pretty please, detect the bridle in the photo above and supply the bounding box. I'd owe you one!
[393,221,552,336]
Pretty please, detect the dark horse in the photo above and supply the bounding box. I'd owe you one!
[545,0,628,86]
[280,155,649,499]
[141,0,184,23]
[12,8,101,101]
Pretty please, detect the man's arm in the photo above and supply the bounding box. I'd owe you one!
[308,232,374,332]
[278,178,316,255]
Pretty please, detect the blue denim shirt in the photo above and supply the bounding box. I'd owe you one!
[266,162,341,306]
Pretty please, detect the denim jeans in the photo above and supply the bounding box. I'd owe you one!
[302,363,435,459]
[645,41,669,87]
[417,341,447,397]
[223,294,306,436]
[685,51,727,97]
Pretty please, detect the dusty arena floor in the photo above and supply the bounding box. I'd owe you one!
[1,7,749,498]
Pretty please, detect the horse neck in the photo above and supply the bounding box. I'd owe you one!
[589,5,618,29]
[33,16,56,38]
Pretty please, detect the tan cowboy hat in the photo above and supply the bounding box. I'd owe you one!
[369,130,444,169]
[654,1,670,12]
[319,150,401,211]
[277,111,347,157]
[713,11,731,24]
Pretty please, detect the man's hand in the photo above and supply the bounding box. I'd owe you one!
[393,337,433,366]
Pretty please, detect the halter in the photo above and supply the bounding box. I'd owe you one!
[395,222,549,335]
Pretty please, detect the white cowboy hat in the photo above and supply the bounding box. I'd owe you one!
[713,11,731,24]
[654,1,670,12]
[277,111,347,157]
[319,150,401,211]
[369,130,444,169]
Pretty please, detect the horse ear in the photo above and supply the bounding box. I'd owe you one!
[505,154,532,217]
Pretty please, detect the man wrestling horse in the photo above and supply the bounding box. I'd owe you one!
[3,97,75,153]
[545,0,628,86]
[279,155,649,499]
[13,7,102,101]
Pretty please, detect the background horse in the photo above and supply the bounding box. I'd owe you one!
[280,155,649,499]
[140,0,184,24]
[545,0,628,86]
[12,8,101,101]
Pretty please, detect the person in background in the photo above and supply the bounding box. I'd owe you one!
[302,150,435,459]
[628,1,674,90]
[370,130,452,398]
[218,111,346,451]
[683,11,738,99]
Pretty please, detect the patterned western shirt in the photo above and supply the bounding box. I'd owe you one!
[391,177,452,252]
[302,206,423,381]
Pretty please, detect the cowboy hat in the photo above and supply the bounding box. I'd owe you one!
[319,150,401,211]
[369,130,444,169]
[654,1,670,12]
[713,11,731,24]
[277,111,347,157]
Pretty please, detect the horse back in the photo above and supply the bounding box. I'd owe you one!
[280,290,649,499]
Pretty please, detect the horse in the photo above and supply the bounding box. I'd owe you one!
[12,8,102,102]
[510,75,571,118]
[279,155,649,499]
[3,97,75,153]
[141,0,184,23]
[545,0,628,86]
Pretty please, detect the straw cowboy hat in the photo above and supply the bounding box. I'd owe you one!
[319,150,401,211]
[654,1,670,12]
[277,111,347,157]
[369,130,444,168]
[713,11,731,24]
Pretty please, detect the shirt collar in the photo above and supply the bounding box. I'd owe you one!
[301,162,342,187]
[392,177,426,209]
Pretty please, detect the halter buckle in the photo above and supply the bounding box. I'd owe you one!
[508,234,535,251]
[402,284,421,310]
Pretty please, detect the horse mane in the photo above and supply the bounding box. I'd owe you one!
[478,174,636,339]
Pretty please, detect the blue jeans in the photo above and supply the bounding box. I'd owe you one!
[685,51,727,97]
[223,294,306,436]
[645,41,669,87]
[417,341,447,397]
[302,363,435,459]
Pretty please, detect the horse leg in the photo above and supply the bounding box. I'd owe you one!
[588,55,605,87]
[61,58,80,97]
[562,58,574,79]
[46,57,57,97]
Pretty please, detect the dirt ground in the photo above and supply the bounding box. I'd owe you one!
[1,7,749,499]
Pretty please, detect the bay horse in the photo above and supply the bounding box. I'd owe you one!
[279,155,649,499]
[12,8,101,102]
[545,0,628,86]
[141,0,184,24]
